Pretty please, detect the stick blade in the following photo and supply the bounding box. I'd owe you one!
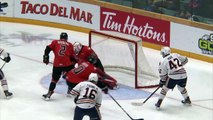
[133,118,144,120]
[131,102,144,106]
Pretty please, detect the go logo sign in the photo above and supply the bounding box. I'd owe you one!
[198,34,213,51]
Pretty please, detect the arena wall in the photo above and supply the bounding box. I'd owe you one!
[0,0,212,62]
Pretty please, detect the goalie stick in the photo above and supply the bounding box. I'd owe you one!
[108,93,144,120]
[131,86,160,106]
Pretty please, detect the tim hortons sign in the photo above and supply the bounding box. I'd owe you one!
[100,7,170,46]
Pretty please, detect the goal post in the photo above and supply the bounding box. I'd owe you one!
[89,30,159,88]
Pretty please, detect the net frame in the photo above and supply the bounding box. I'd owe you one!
[89,30,159,88]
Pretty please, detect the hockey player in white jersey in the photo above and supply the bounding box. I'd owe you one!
[155,47,191,109]
[70,73,102,120]
[0,48,13,99]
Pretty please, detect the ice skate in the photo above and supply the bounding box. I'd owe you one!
[181,97,191,105]
[155,99,163,110]
[42,91,54,101]
[4,90,13,99]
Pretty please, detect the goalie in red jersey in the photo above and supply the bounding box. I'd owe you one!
[63,60,118,95]
[73,42,104,71]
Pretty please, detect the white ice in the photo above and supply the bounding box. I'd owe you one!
[0,22,212,120]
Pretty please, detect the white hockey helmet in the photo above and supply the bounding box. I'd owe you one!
[88,73,98,83]
[160,47,171,58]
[73,42,82,55]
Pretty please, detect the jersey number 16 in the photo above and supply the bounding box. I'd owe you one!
[83,87,97,99]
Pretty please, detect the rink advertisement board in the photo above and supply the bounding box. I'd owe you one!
[171,23,213,57]
[13,0,100,30]
[0,0,13,17]
[0,0,212,59]
[100,7,170,46]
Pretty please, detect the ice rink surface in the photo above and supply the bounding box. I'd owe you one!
[0,22,212,120]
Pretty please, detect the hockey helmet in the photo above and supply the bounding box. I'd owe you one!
[60,32,68,40]
[160,46,171,58]
[73,42,82,55]
[88,73,98,83]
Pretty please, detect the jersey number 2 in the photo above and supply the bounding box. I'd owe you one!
[59,45,66,56]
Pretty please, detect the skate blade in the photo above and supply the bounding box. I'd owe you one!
[42,97,50,101]
[156,106,161,110]
[183,103,192,106]
[5,96,13,99]
[66,94,72,98]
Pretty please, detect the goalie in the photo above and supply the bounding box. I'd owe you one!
[63,60,118,95]
[73,41,104,71]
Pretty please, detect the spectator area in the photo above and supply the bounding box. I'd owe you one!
[100,0,213,24]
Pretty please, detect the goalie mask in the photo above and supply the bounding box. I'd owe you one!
[73,42,82,55]
[160,47,171,58]
[88,73,98,83]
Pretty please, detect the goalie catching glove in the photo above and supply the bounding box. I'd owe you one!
[43,55,49,64]
[3,53,11,63]
[159,79,166,87]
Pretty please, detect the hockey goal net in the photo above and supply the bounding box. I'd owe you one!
[89,31,159,88]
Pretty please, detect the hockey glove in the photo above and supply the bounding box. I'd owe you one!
[102,87,108,94]
[43,55,49,65]
[3,54,11,63]
[159,79,166,87]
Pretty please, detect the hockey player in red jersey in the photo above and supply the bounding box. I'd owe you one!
[63,60,118,95]
[0,48,13,99]
[42,32,76,100]
[73,42,104,71]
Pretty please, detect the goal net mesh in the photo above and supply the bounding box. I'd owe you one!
[89,31,159,88]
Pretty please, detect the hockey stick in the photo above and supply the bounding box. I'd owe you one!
[0,62,6,70]
[0,57,6,70]
[108,93,144,120]
[131,86,160,106]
